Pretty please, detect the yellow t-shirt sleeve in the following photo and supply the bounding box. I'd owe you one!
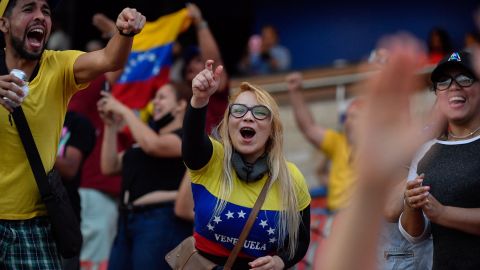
[320,129,342,159]
[288,162,311,210]
[61,50,90,96]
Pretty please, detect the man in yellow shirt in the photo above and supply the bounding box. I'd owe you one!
[0,0,145,268]
[286,72,359,212]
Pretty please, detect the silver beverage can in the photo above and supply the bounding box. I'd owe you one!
[10,69,29,97]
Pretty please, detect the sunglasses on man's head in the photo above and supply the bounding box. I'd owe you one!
[434,74,476,91]
[229,104,271,120]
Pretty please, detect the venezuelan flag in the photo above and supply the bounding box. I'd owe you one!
[112,7,191,109]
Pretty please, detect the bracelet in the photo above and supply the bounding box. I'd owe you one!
[117,27,136,37]
[196,20,208,30]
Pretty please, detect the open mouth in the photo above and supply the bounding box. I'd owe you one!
[26,27,45,48]
[449,96,466,105]
[240,127,256,139]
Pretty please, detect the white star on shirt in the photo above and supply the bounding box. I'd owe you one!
[207,223,215,231]
[259,220,268,228]
[238,210,246,218]
[213,216,222,224]
[225,211,234,219]
[267,227,275,235]
[269,237,277,243]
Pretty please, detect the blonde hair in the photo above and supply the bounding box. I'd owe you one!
[214,82,301,259]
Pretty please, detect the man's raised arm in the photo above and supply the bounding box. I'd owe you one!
[73,8,146,84]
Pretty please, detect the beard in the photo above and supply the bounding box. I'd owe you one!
[11,33,45,61]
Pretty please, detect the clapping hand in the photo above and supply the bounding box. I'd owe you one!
[404,174,430,209]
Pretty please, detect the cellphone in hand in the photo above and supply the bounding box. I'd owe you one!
[104,81,110,93]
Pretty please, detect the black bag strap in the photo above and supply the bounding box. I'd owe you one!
[11,106,52,199]
[1,49,45,196]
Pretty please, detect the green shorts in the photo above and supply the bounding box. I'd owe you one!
[0,217,61,269]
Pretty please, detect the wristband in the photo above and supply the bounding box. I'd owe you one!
[117,27,136,37]
[196,20,208,30]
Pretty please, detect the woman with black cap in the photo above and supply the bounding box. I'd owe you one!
[401,51,480,270]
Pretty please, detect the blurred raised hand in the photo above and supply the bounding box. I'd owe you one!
[354,34,428,183]
[321,34,429,270]
[286,72,303,92]
[186,3,203,24]
[92,13,117,39]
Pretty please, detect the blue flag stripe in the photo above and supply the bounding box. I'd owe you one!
[118,43,174,84]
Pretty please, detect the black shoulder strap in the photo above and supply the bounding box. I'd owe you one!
[0,49,7,75]
[11,107,52,199]
[0,49,40,80]
[3,48,48,198]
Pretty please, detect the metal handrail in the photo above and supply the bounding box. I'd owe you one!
[233,65,435,93]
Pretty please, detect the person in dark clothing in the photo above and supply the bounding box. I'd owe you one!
[56,111,95,221]
[55,111,95,270]
[181,3,229,134]
[98,81,193,270]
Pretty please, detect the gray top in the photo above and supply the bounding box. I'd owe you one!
[401,135,480,270]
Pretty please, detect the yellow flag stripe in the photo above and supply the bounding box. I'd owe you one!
[132,8,191,51]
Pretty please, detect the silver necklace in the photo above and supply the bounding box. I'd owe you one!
[448,125,480,139]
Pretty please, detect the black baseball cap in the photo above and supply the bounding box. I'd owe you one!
[431,51,476,82]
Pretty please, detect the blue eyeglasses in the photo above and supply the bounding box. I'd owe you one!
[229,103,271,120]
